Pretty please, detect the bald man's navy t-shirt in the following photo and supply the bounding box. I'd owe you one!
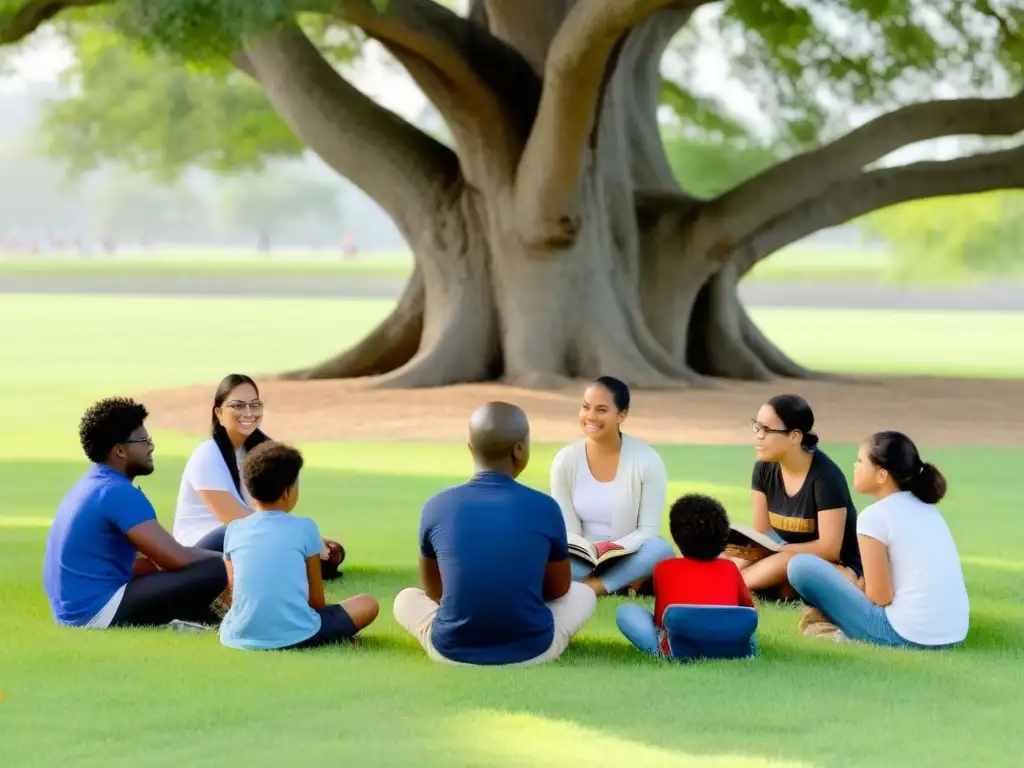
[419,471,569,664]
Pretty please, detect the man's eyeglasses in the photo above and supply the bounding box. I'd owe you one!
[124,436,154,446]
[750,419,791,437]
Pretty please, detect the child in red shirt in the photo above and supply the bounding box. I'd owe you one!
[616,493,755,658]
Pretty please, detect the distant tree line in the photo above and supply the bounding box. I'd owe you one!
[0,137,347,251]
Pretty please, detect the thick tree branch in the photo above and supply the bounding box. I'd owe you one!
[482,0,571,73]
[733,145,1024,274]
[713,89,1024,239]
[625,5,695,192]
[0,0,102,44]
[242,22,459,230]
[635,190,700,232]
[594,5,696,286]
[468,0,488,28]
[339,0,540,188]
[514,0,703,248]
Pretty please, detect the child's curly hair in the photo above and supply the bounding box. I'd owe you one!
[242,441,303,504]
[668,493,731,561]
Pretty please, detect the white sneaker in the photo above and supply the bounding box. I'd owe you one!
[169,620,209,633]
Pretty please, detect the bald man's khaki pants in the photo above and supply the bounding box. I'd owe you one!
[393,582,597,666]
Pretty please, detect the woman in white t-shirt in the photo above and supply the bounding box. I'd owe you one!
[787,430,969,648]
[172,374,345,579]
[549,376,674,597]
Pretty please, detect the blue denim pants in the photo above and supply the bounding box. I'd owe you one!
[615,603,664,656]
[616,603,758,660]
[787,554,954,649]
[570,536,675,594]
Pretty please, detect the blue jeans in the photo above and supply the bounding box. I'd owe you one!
[787,554,950,649]
[570,536,675,594]
[616,603,758,660]
[616,603,663,656]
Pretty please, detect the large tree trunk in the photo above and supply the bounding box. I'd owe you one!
[245,7,827,390]
[235,3,1024,390]
[288,169,704,390]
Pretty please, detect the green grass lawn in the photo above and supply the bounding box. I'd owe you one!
[0,244,894,284]
[1,294,1022,767]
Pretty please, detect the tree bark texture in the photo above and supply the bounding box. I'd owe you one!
[10,2,1022,389]
[233,2,1024,389]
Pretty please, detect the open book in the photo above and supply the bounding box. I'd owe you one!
[724,524,781,562]
[567,533,638,567]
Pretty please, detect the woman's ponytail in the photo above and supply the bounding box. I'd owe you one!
[907,461,947,505]
[868,431,947,505]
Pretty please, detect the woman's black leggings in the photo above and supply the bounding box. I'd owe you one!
[109,558,228,627]
[195,526,228,551]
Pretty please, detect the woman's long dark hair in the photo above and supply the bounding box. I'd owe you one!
[211,374,270,495]
[866,430,947,505]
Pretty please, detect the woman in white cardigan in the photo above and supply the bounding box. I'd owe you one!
[550,376,675,596]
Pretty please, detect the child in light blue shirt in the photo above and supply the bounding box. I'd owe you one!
[219,441,378,650]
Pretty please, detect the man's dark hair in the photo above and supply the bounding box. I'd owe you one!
[243,441,304,505]
[79,397,149,464]
[669,493,731,561]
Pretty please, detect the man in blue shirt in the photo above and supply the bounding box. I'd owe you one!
[393,401,597,665]
[43,397,228,628]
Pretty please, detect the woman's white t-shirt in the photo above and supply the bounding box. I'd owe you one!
[571,466,617,543]
[857,491,969,646]
[172,439,253,546]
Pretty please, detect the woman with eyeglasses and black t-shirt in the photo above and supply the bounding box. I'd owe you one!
[171,374,344,580]
[728,394,862,601]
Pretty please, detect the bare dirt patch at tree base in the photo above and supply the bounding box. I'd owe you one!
[138,375,1023,449]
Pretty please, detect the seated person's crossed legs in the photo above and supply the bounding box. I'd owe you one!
[393,402,597,666]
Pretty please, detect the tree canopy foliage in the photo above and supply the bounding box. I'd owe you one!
[38,21,304,180]
[5,0,1020,184]
[862,191,1024,280]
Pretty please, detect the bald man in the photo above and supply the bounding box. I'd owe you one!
[393,402,597,666]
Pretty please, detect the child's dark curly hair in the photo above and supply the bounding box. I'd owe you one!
[669,493,731,561]
[78,397,149,464]
[243,441,304,504]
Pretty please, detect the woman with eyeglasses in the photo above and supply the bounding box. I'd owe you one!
[171,374,344,579]
[732,394,862,600]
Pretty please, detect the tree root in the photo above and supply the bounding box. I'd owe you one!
[738,302,868,384]
[687,268,774,381]
[624,300,715,388]
[279,268,426,381]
